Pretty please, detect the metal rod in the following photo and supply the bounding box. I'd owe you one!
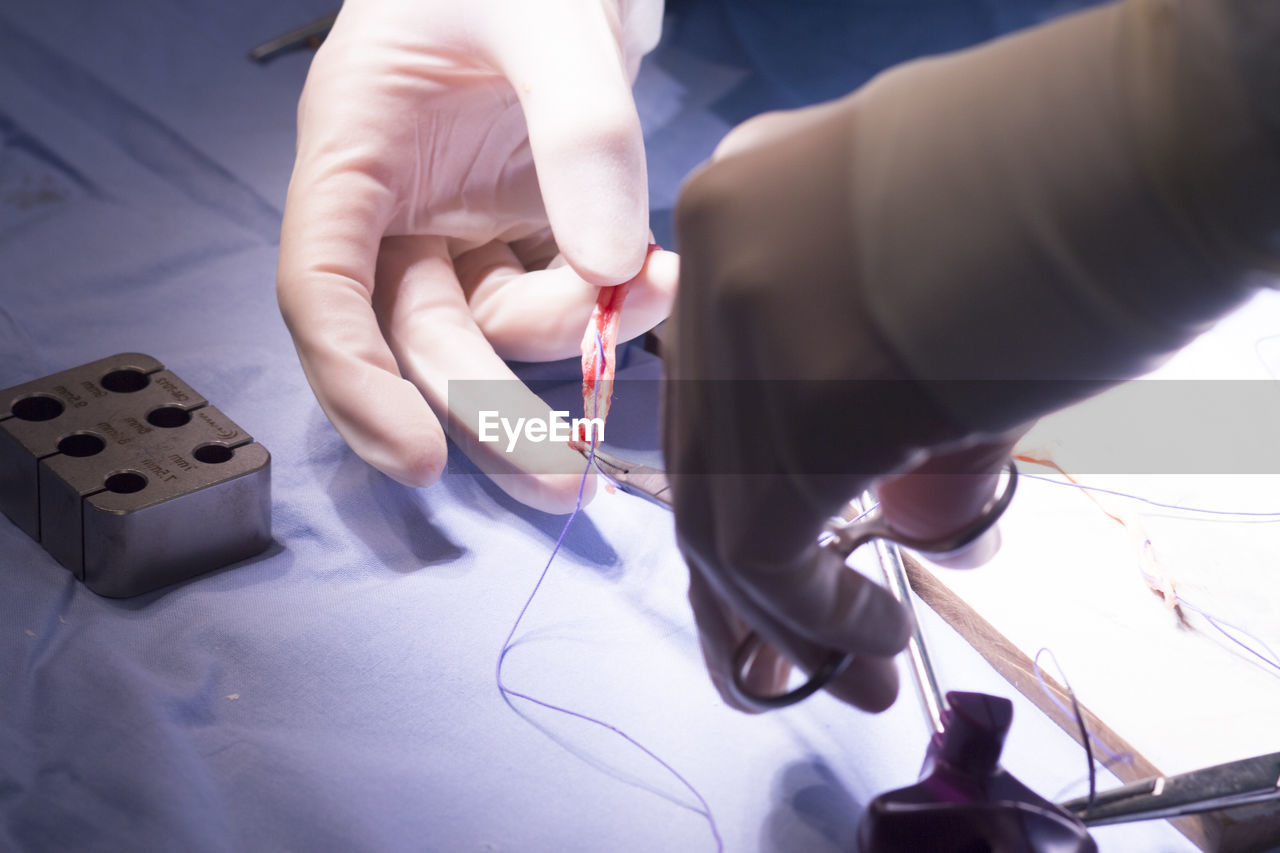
[248,13,338,63]
[861,494,947,735]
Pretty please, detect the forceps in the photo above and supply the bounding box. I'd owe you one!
[579,445,1019,710]
[1063,749,1280,826]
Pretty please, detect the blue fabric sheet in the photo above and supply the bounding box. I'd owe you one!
[0,2,1195,851]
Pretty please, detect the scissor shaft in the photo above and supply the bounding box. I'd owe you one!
[863,496,947,736]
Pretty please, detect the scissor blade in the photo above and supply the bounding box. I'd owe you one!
[579,446,673,509]
[1063,751,1280,826]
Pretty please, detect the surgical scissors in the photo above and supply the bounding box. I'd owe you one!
[578,444,1019,711]
[583,447,673,510]
[585,446,1280,834]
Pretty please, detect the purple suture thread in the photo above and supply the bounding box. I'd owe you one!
[1133,541,1280,674]
[1022,472,1280,518]
[1028,474,1280,676]
[1032,647,1113,806]
[1176,597,1280,674]
[495,329,723,852]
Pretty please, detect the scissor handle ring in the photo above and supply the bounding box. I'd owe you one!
[729,633,852,711]
[883,458,1019,555]
[825,459,1019,559]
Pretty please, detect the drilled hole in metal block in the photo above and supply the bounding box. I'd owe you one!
[58,432,106,457]
[104,471,147,494]
[100,369,149,393]
[147,406,191,428]
[193,444,233,464]
[12,394,65,421]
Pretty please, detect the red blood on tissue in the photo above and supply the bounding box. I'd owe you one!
[573,244,660,444]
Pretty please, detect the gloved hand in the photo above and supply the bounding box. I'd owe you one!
[666,0,1278,711]
[666,97,1019,713]
[277,0,676,512]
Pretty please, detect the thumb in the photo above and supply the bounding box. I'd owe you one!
[494,4,650,286]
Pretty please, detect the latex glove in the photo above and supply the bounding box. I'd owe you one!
[666,0,1279,712]
[278,0,676,512]
[666,95,1024,713]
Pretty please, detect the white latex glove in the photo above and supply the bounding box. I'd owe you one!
[278,0,676,512]
[666,0,1278,712]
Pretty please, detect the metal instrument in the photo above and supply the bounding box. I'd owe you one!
[583,443,1280,842]
[1065,750,1280,826]
[248,12,338,63]
[578,443,1018,710]
[583,446,672,510]
[0,353,271,597]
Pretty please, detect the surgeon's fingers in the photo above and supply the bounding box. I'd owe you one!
[676,474,909,699]
[491,3,650,287]
[730,541,913,660]
[665,386,911,711]
[687,567,787,713]
[454,241,678,362]
[687,564,901,713]
[771,444,1020,703]
[278,165,450,488]
[372,234,595,514]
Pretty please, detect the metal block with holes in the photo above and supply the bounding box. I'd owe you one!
[0,353,271,597]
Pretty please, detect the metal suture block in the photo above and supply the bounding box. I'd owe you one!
[0,353,271,597]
